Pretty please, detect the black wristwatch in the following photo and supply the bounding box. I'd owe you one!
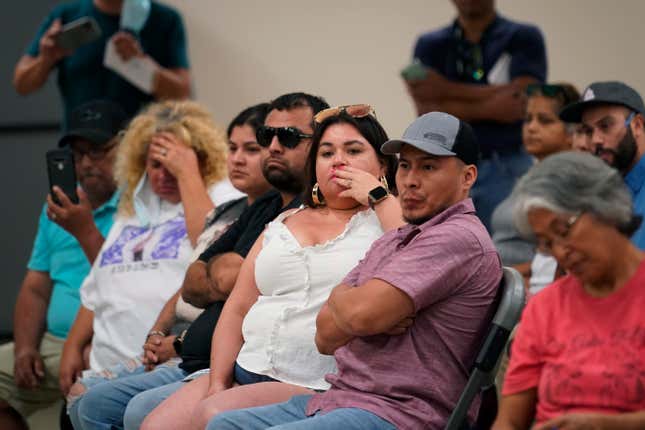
[173,329,187,355]
[368,185,389,209]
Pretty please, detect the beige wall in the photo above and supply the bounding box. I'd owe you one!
[163,0,645,137]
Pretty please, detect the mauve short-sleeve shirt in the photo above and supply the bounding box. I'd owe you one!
[307,198,502,429]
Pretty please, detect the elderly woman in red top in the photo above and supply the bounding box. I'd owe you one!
[493,151,645,430]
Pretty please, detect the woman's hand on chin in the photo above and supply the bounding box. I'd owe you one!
[150,132,200,181]
[333,166,382,206]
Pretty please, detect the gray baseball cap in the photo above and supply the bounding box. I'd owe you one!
[381,111,479,165]
[559,81,645,123]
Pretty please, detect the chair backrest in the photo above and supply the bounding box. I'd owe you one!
[444,266,526,430]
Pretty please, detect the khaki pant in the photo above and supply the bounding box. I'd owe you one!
[0,332,64,416]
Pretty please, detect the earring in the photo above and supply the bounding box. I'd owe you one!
[379,175,389,192]
[312,183,325,206]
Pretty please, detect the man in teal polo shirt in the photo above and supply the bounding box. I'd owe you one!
[13,0,190,124]
[0,100,126,429]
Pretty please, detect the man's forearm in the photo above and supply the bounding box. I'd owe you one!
[13,55,54,95]
[315,303,353,355]
[75,223,105,265]
[182,260,227,308]
[327,279,416,337]
[152,67,190,100]
[208,253,243,297]
[434,79,500,102]
[13,280,49,352]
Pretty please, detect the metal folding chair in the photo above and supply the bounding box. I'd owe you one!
[444,266,526,430]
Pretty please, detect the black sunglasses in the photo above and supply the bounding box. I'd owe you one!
[256,126,312,149]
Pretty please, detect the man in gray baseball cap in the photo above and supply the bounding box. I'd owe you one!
[381,111,480,224]
[206,111,501,430]
[560,81,645,249]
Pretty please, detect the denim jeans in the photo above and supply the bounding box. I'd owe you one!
[206,394,397,430]
[122,362,280,430]
[472,149,534,232]
[69,360,186,430]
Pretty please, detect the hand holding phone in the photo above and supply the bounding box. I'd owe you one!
[54,17,102,52]
[39,19,70,64]
[46,149,79,205]
[401,60,429,81]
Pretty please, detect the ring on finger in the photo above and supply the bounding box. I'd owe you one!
[51,213,57,220]
[161,149,168,156]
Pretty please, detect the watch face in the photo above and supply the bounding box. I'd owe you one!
[369,186,388,201]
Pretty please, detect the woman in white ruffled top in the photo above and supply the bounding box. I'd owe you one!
[141,105,404,430]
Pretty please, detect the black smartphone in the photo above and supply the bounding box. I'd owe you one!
[46,149,79,205]
[54,17,102,51]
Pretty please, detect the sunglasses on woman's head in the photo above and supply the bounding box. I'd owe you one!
[255,126,313,149]
[313,104,376,124]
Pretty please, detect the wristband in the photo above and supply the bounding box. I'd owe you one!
[146,330,166,340]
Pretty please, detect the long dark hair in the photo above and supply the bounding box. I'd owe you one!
[227,103,270,137]
[303,112,397,207]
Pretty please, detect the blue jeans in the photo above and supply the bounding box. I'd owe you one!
[69,361,187,430]
[472,149,533,232]
[121,363,276,429]
[206,395,397,430]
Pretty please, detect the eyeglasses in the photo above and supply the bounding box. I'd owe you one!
[256,126,313,149]
[313,104,376,124]
[536,212,583,255]
[71,142,117,162]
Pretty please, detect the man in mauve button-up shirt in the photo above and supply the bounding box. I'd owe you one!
[206,112,502,430]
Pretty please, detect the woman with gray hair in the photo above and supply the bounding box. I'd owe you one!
[493,151,645,430]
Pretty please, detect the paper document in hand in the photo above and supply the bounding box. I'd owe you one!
[103,38,157,94]
[487,52,511,85]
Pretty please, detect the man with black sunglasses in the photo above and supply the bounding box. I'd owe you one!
[403,0,547,233]
[560,81,645,249]
[183,92,329,308]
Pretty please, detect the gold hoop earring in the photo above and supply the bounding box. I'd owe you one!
[379,175,389,192]
[312,183,325,206]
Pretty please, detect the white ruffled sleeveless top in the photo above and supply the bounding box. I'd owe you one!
[236,208,383,390]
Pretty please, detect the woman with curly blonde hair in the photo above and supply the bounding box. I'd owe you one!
[114,100,240,243]
[59,100,243,415]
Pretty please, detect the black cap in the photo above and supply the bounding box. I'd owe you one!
[559,81,645,123]
[59,100,128,147]
[381,111,480,165]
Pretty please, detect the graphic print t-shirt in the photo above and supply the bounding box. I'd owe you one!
[503,262,645,422]
[81,203,193,372]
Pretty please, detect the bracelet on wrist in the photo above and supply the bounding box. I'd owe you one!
[146,330,166,340]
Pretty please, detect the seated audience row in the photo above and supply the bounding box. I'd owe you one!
[4,83,645,430]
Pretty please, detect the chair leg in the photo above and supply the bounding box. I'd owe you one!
[59,401,73,430]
